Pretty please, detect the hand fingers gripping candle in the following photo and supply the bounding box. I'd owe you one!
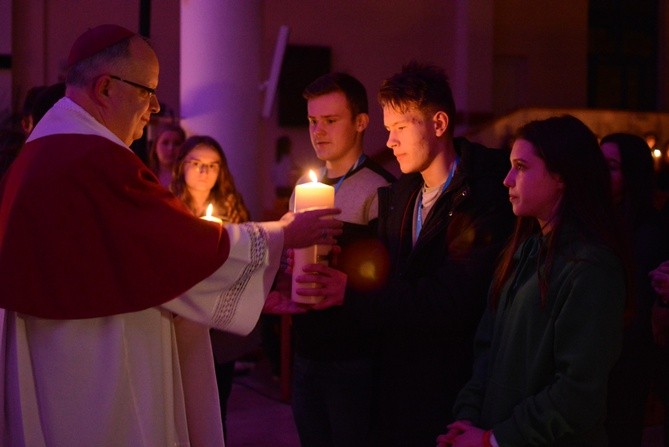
[292,170,335,303]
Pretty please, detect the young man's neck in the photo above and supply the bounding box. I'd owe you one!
[420,142,457,188]
[324,147,364,178]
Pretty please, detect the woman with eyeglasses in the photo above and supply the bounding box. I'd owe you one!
[171,135,249,222]
[170,134,252,442]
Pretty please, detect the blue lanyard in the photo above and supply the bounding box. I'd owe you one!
[416,156,459,238]
[320,154,367,193]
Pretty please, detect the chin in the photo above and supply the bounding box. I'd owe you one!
[314,150,329,160]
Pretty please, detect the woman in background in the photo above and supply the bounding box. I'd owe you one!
[600,132,669,446]
[171,135,252,441]
[172,135,249,221]
[149,123,186,188]
[441,115,630,446]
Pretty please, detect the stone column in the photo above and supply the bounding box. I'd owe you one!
[180,0,263,218]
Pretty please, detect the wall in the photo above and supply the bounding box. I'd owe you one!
[150,0,181,119]
[257,0,592,214]
[660,1,669,111]
[0,0,11,122]
[7,0,600,216]
[492,0,589,115]
[258,1,498,214]
[10,0,180,123]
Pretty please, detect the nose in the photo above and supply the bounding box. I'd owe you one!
[503,169,514,188]
[149,94,160,114]
[386,131,398,150]
[312,122,325,137]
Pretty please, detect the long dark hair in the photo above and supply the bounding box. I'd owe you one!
[147,123,186,175]
[600,132,656,230]
[490,115,631,308]
[171,135,250,223]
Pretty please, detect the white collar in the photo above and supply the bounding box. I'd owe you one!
[27,97,129,150]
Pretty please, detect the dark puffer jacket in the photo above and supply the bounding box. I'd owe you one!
[350,137,514,447]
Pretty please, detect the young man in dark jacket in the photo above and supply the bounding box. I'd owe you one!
[349,62,514,446]
[289,72,395,447]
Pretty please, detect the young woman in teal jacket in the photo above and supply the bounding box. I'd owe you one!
[440,115,631,447]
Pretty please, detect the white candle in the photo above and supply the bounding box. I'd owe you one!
[201,203,223,225]
[653,148,663,172]
[292,170,335,304]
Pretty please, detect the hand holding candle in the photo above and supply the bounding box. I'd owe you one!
[291,171,335,304]
[280,209,342,248]
[264,256,347,314]
[294,259,347,310]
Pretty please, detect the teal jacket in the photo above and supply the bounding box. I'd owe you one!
[453,228,625,446]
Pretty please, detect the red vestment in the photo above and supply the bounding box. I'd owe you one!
[0,133,230,319]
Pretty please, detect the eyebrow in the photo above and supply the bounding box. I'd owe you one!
[185,157,220,163]
[384,119,407,130]
[308,114,340,119]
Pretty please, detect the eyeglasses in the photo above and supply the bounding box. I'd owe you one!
[109,75,156,98]
[184,160,221,174]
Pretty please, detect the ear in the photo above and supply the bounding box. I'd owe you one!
[91,75,113,105]
[553,173,565,190]
[355,113,369,132]
[433,111,449,137]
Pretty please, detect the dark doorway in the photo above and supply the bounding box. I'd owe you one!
[588,0,658,111]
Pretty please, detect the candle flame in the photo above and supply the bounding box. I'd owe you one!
[206,203,214,217]
[308,170,318,182]
[653,149,662,159]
